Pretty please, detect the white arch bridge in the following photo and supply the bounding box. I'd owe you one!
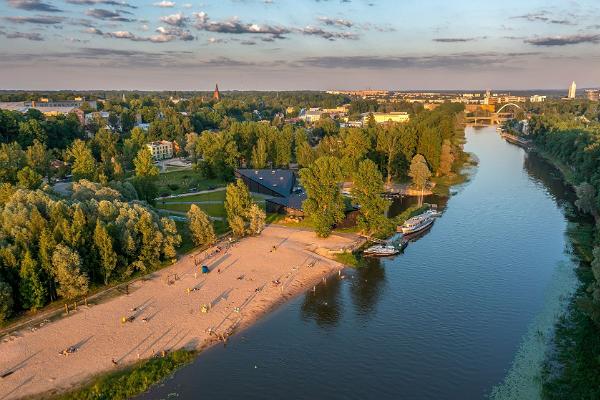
[465,103,522,125]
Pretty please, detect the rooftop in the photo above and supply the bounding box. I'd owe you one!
[236,168,295,197]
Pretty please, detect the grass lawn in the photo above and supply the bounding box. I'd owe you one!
[155,170,227,196]
[159,202,228,218]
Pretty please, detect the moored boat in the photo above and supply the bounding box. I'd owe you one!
[363,244,400,257]
[398,215,435,235]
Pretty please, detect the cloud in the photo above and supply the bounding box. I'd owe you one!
[6,0,62,12]
[160,12,187,27]
[154,0,175,7]
[156,26,194,40]
[207,37,226,44]
[66,0,136,9]
[1,31,44,40]
[296,52,538,70]
[433,37,477,43]
[299,26,358,40]
[317,16,353,27]
[85,8,135,22]
[524,34,600,46]
[512,11,575,26]
[193,12,290,39]
[85,25,193,42]
[4,15,64,24]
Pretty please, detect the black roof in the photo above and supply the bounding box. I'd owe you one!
[236,169,295,197]
[266,191,307,211]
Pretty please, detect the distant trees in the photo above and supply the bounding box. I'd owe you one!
[352,159,389,235]
[299,156,345,237]
[133,147,159,203]
[224,179,265,237]
[0,280,14,322]
[187,204,216,247]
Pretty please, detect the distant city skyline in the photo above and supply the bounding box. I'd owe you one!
[1,0,600,90]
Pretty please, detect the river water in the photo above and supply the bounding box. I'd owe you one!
[140,126,578,400]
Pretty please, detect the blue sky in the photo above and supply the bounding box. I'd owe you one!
[0,0,599,90]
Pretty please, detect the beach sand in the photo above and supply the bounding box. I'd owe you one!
[0,225,363,400]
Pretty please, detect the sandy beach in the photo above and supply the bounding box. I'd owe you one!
[0,225,363,400]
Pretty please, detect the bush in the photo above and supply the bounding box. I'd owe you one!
[57,349,196,400]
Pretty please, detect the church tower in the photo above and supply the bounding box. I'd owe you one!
[213,84,220,101]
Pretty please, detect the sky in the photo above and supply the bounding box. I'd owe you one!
[0,0,599,90]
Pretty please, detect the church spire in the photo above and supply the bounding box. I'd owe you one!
[213,84,220,101]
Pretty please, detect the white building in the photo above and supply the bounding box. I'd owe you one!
[147,140,173,160]
[299,108,324,123]
[362,112,410,125]
[568,81,577,99]
[529,95,547,103]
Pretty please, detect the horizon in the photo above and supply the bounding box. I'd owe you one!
[1,0,600,90]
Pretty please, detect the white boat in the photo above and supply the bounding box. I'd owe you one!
[423,209,442,218]
[363,244,399,257]
[398,215,435,235]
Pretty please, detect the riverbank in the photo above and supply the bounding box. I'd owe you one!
[0,225,364,400]
[531,147,600,399]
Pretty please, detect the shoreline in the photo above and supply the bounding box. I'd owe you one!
[0,225,365,400]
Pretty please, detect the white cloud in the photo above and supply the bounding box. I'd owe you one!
[153,0,175,7]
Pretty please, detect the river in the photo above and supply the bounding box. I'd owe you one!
[139,126,578,400]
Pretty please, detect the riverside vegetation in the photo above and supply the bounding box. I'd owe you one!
[505,100,600,398]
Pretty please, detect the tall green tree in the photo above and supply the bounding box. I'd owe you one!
[438,139,455,176]
[376,125,403,184]
[187,204,216,246]
[134,147,159,177]
[68,139,96,181]
[0,280,13,322]
[52,244,89,302]
[19,251,47,311]
[409,154,431,206]
[93,221,117,285]
[251,137,268,169]
[352,159,390,235]
[17,166,43,189]
[26,140,49,176]
[299,156,345,237]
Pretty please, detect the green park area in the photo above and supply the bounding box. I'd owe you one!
[155,169,227,196]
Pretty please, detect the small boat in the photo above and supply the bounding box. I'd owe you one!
[363,244,399,257]
[399,240,408,252]
[423,209,442,218]
[398,215,435,235]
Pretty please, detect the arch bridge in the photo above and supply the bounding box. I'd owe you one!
[465,103,522,125]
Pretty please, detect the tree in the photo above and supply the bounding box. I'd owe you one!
[296,141,316,167]
[134,147,159,177]
[299,156,345,237]
[0,280,13,322]
[0,142,25,183]
[94,221,117,284]
[352,159,390,235]
[188,204,216,246]
[438,139,455,176]
[26,140,49,176]
[68,139,96,181]
[52,244,89,302]
[575,182,599,220]
[160,217,181,259]
[409,154,431,206]
[224,179,264,237]
[19,251,47,310]
[248,203,266,235]
[376,125,403,184]
[18,118,46,146]
[251,137,268,169]
[17,166,43,189]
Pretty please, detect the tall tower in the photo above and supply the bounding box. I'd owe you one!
[213,84,220,101]
[568,81,577,99]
